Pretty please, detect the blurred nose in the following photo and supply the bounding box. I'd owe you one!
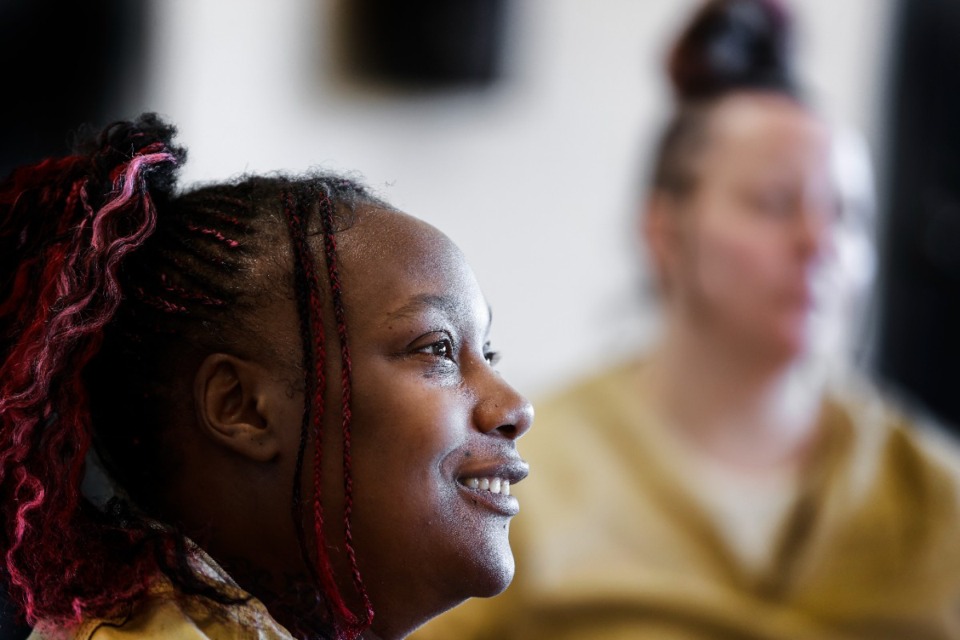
[473,371,534,441]
[796,197,834,262]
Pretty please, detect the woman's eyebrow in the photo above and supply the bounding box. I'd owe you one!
[385,293,459,321]
[385,295,492,334]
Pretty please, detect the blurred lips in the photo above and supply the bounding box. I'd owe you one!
[778,271,816,310]
[785,285,814,310]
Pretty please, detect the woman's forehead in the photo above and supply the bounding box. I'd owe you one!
[336,208,485,318]
[339,208,461,270]
[698,100,830,184]
[711,94,828,154]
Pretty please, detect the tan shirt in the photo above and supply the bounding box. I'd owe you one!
[29,549,294,640]
[413,360,960,639]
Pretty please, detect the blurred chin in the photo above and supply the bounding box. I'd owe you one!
[779,333,808,361]
[756,314,810,362]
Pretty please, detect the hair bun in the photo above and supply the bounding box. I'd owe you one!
[78,112,186,205]
[667,0,796,102]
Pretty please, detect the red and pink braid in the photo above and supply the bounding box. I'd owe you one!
[284,185,373,640]
[0,115,184,626]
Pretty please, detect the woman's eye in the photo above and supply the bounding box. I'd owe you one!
[745,189,794,218]
[759,197,792,217]
[421,339,454,360]
[485,349,501,366]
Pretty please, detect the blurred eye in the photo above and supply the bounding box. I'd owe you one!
[740,183,794,218]
[752,192,794,218]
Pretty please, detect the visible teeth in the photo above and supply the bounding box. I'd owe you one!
[461,476,512,495]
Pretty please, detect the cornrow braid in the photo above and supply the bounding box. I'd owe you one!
[283,182,374,639]
[283,187,335,628]
[314,186,374,633]
[87,181,265,508]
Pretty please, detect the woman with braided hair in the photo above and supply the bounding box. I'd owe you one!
[0,113,533,640]
[413,1,960,638]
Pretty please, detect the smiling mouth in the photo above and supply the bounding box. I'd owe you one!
[455,458,528,515]
[459,476,511,495]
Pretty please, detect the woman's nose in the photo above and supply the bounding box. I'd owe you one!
[796,201,834,260]
[473,373,534,441]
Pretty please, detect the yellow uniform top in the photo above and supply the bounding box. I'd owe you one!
[28,549,294,640]
[414,359,960,640]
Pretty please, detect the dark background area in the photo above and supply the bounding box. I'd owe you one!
[0,0,146,178]
[874,0,960,434]
[338,0,510,89]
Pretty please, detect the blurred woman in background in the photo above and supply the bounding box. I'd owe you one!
[413,0,960,638]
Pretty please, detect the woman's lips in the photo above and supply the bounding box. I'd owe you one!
[456,457,529,516]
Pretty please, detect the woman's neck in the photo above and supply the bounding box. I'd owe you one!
[645,317,825,471]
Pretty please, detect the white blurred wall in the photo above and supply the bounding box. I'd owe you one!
[140,0,894,399]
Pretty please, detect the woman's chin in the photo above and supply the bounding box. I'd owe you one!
[460,543,517,599]
[763,313,816,363]
[746,326,808,366]
[478,561,515,598]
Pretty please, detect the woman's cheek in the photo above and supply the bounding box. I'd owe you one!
[356,375,465,456]
[696,221,774,309]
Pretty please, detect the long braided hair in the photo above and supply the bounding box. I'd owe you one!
[0,113,376,639]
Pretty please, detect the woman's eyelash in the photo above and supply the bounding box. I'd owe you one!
[417,338,455,360]
[413,336,499,367]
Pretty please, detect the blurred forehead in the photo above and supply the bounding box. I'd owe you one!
[705,93,831,172]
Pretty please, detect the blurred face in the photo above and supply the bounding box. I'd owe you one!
[654,93,839,361]
[333,209,533,632]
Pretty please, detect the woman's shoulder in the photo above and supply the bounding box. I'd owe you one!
[27,551,295,640]
[29,596,206,640]
[30,593,294,640]
[825,373,960,490]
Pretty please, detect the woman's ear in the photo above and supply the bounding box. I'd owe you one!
[642,191,683,292]
[193,353,285,463]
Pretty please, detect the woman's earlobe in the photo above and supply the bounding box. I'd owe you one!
[643,194,671,264]
[643,191,687,295]
[193,353,282,463]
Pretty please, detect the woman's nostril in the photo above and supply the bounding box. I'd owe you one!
[496,423,519,439]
